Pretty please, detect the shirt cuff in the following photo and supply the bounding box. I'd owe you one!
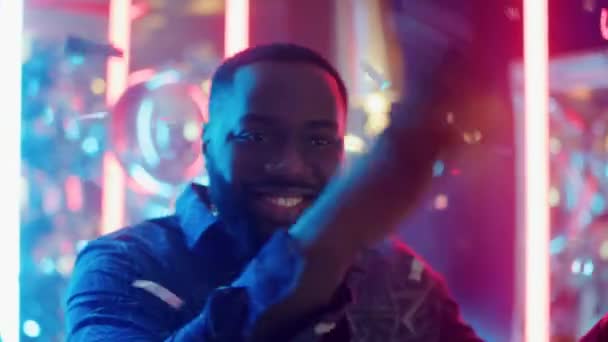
[204,230,355,341]
[233,230,306,318]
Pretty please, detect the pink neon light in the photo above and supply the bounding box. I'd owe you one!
[601,9,608,40]
[523,0,550,341]
[128,68,156,86]
[101,0,131,234]
[224,0,249,57]
[106,1,130,105]
[65,175,83,212]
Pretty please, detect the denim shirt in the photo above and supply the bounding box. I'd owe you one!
[66,183,482,341]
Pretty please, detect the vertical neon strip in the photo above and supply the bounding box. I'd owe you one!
[522,0,550,341]
[0,1,22,340]
[101,0,130,234]
[224,0,249,57]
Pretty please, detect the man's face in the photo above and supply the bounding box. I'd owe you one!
[204,61,346,240]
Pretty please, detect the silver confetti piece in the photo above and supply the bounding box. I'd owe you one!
[132,280,184,309]
[361,61,392,91]
[408,258,424,282]
[75,112,109,121]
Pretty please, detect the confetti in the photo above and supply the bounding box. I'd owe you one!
[132,280,184,309]
[432,160,445,177]
[504,6,520,21]
[445,112,455,124]
[462,129,483,144]
[74,112,109,121]
[408,258,424,282]
[361,61,392,91]
[314,321,337,335]
[433,194,449,211]
[344,134,367,153]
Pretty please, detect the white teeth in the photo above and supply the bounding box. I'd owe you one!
[269,197,303,208]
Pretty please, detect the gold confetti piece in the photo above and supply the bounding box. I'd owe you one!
[344,134,367,153]
[463,129,482,144]
[132,280,184,309]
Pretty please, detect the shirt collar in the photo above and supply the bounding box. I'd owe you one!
[175,183,219,249]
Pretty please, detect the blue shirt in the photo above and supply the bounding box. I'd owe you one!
[66,183,482,341]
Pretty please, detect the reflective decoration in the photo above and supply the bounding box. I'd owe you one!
[532,49,608,338]
[111,72,208,199]
[20,10,222,339]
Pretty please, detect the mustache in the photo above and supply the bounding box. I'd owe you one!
[245,179,323,196]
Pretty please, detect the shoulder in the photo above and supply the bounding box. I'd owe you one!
[97,215,182,248]
[74,215,187,277]
[354,237,445,288]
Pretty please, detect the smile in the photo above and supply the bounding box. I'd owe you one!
[264,196,304,208]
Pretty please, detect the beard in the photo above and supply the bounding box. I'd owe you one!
[205,155,325,253]
[205,158,278,254]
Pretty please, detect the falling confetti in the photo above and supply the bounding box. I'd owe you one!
[361,61,392,91]
[445,112,455,124]
[433,194,449,210]
[344,134,367,153]
[408,258,424,282]
[75,112,109,121]
[462,129,483,144]
[314,321,337,335]
[432,160,445,177]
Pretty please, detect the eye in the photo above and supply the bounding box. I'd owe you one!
[234,130,269,143]
[310,136,340,147]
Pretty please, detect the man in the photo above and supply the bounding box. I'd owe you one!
[66,6,481,341]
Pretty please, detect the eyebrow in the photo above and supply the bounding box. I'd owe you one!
[241,113,275,125]
[305,120,339,131]
[242,113,339,131]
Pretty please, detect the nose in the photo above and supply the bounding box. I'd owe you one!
[264,145,310,179]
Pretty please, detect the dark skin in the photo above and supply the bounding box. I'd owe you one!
[203,62,347,250]
[202,3,470,340]
[203,60,440,339]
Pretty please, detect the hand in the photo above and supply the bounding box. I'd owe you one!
[284,1,476,320]
[391,0,473,107]
[384,0,474,154]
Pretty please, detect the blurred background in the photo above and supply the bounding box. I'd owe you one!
[14,0,608,341]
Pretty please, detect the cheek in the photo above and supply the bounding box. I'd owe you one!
[313,151,344,181]
[206,143,238,183]
[219,144,268,183]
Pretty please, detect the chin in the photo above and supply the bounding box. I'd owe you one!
[254,217,297,237]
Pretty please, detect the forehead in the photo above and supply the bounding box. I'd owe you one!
[227,61,345,128]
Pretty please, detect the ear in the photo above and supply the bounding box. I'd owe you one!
[202,130,210,157]
[201,121,215,158]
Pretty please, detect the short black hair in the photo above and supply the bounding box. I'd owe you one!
[208,43,348,117]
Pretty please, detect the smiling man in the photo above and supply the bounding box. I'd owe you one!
[203,55,349,252]
[66,7,482,340]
